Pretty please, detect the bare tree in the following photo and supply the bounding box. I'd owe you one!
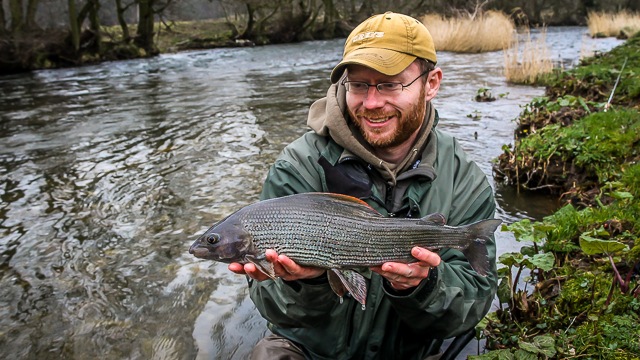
[0,2,7,33]
[9,0,24,33]
[136,0,156,53]
[25,0,39,29]
[68,0,80,50]
[114,0,133,42]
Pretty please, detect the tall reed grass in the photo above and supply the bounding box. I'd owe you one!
[587,11,640,38]
[421,10,514,53]
[503,29,553,84]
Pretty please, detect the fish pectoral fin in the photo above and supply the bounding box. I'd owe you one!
[329,269,367,306]
[417,213,447,226]
[245,255,276,280]
[327,270,347,298]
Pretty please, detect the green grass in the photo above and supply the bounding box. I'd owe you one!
[518,109,640,184]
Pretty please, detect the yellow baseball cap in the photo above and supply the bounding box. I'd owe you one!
[330,12,437,83]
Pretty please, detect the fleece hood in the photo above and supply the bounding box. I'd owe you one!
[307,81,436,184]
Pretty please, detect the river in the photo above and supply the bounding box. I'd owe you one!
[0,27,623,359]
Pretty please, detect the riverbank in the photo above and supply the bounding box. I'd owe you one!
[479,32,640,359]
[2,8,638,76]
[0,20,243,75]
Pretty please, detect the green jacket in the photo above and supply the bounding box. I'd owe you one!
[249,84,497,359]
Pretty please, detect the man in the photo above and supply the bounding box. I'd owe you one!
[229,12,498,359]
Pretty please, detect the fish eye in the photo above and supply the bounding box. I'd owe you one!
[205,233,220,244]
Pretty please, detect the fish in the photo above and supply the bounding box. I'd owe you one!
[189,192,501,305]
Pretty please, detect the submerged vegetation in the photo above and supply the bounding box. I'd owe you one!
[480,32,640,359]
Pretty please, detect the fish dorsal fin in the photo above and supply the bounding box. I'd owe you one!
[417,213,446,226]
[329,269,367,306]
[245,255,277,280]
[319,193,377,211]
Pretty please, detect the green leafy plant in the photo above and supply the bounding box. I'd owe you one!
[579,232,640,301]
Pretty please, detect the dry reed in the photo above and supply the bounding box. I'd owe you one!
[587,11,640,38]
[503,29,553,84]
[421,10,514,53]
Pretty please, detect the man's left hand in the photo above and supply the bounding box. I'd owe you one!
[370,246,441,291]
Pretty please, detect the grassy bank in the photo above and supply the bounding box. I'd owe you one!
[102,19,240,54]
[479,33,640,359]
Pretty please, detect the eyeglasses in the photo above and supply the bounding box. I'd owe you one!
[342,70,429,96]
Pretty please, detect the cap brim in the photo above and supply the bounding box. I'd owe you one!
[330,48,417,83]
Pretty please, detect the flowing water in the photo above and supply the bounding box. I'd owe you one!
[0,27,623,359]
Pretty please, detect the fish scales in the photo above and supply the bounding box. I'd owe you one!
[236,198,476,268]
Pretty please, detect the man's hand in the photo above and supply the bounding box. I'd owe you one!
[370,247,441,291]
[228,249,325,281]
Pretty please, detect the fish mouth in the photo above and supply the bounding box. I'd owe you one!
[189,243,211,259]
[188,242,197,254]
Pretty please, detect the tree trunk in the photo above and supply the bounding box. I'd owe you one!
[321,0,339,38]
[68,0,80,51]
[241,3,255,39]
[135,0,157,54]
[0,3,7,34]
[25,0,39,30]
[88,0,102,54]
[9,0,24,34]
[114,0,131,42]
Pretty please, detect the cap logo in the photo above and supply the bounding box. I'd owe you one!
[351,31,384,43]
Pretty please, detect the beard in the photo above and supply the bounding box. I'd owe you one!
[349,87,427,149]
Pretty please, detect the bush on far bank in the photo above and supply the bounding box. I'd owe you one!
[421,10,514,53]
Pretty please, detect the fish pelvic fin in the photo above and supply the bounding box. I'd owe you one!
[462,219,502,277]
[328,269,367,306]
[246,255,277,280]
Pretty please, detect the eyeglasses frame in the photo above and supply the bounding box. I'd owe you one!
[342,70,430,95]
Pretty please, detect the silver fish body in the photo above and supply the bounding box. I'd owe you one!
[189,192,501,305]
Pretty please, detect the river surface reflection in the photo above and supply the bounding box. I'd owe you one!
[0,27,623,359]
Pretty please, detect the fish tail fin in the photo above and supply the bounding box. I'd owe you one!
[462,219,502,277]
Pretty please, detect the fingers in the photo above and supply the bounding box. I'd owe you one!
[229,250,324,282]
[228,262,245,274]
[411,247,441,267]
[371,247,441,291]
[229,262,271,281]
[278,254,325,280]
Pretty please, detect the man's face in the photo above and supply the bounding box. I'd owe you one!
[345,63,432,149]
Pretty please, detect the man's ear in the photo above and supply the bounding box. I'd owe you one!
[425,68,443,101]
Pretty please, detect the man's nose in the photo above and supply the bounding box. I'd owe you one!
[363,86,386,109]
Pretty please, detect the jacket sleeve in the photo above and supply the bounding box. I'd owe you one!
[249,276,340,328]
[382,138,498,339]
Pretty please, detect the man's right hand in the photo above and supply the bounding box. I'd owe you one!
[229,249,325,281]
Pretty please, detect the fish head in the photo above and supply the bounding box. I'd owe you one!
[189,216,254,263]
